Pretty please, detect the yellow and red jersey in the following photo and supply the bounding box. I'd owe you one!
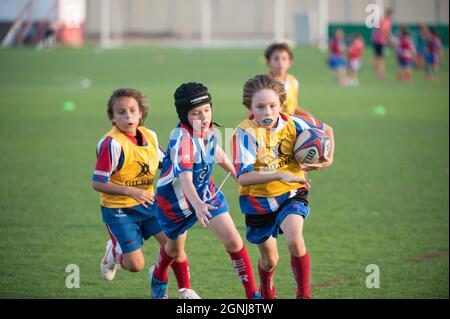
[93,126,163,208]
[232,112,323,199]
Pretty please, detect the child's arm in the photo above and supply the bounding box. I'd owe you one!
[301,122,335,171]
[92,181,154,208]
[92,136,154,208]
[238,170,311,187]
[232,127,308,188]
[177,172,217,228]
[214,144,238,182]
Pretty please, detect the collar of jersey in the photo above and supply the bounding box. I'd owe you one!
[179,122,214,139]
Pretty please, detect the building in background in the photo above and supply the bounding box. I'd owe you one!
[1,0,448,48]
[0,0,85,47]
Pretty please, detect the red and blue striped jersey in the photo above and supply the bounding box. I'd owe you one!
[156,123,219,218]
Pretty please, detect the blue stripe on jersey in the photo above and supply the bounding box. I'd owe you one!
[233,128,258,178]
[156,124,218,216]
[239,188,308,215]
[117,151,125,171]
[239,192,288,215]
[93,175,109,183]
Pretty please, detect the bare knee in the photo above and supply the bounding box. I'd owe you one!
[123,256,145,272]
[259,254,279,272]
[154,232,167,246]
[127,263,144,272]
[165,245,186,262]
[286,235,306,257]
[224,236,243,253]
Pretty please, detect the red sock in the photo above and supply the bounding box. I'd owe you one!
[228,245,258,299]
[406,71,412,81]
[291,251,311,299]
[171,258,191,289]
[258,260,276,299]
[154,246,173,282]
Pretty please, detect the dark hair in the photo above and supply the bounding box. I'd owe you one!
[242,74,286,109]
[430,27,439,37]
[400,26,409,37]
[107,88,149,126]
[352,32,362,40]
[264,43,294,61]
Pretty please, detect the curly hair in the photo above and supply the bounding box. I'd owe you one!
[264,42,294,61]
[107,88,149,126]
[242,74,287,109]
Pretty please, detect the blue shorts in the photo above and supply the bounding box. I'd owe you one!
[102,206,163,254]
[348,58,362,71]
[246,200,310,245]
[328,55,346,70]
[157,191,229,240]
[425,53,438,65]
[417,46,426,57]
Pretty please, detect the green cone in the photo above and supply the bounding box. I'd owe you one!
[62,101,76,111]
[372,105,386,116]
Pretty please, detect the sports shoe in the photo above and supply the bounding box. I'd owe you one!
[100,240,120,281]
[251,291,261,299]
[179,288,201,299]
[149,265,169,299]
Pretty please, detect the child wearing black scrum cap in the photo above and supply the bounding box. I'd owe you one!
[150,82,260,299]
[174,82,212,131]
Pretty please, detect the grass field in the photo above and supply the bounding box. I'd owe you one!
[0,44,448,299]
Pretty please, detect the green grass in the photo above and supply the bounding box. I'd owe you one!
[0,44,448,299]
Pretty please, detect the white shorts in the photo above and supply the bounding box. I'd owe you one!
[348,58,362,71]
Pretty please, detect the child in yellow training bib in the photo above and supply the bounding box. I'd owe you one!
[232,75,335,298]
[92,88,196,299]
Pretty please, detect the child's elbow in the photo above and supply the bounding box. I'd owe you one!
[92,181,101,192]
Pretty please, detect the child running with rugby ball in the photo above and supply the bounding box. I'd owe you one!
[232,75,335,298]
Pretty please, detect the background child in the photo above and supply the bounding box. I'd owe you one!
[92,88,192,298]
[265,42,307,115]
[395,27,416,82]
[415,23,430,69]
[232,75,335,298]
[347,33,365,87]
[371,8,394,80]
[328,29,348,86]
[151,82,259,299]
[425,27,443,82]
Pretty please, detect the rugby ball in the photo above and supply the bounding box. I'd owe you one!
[293,128,330,164]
